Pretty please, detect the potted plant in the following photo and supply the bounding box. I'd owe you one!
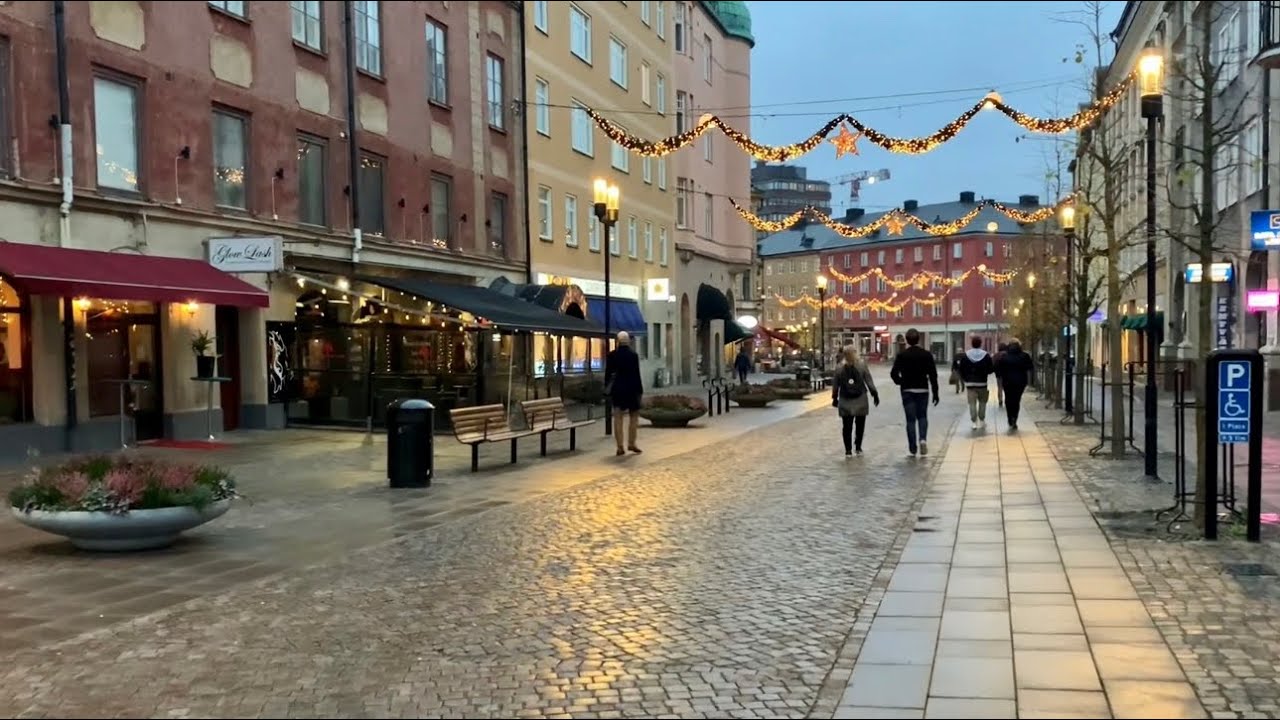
[9,455,238,551]
[191,330,217,378]
[766,377,812,400]
[729,383,777,408]
[638,394,707,428]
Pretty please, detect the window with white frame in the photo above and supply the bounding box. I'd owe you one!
[353,0,381,75]
[291,1,322,50]
[1215,11,1241,91]
[640,62,651,104]
[609,37,627,88]
[608,217,619,255]
[704,134,712,162]
[533,0,548,33]
[644,222,653,260]
[611,134,629,172]
[703,192,713,234]
[534,78,550,135]
[430,174,451,245]
[656,1,665,38]
[627,217,637,257]
[983,298,995,316]
[656,74,666,114]
[589,214,601,251]
[860,308,869,320]
[1003,243,1010,258]
[657,158,666,189]
[860,251,868,266]
[1247,0,1260,59]
[952,242,962,259]
[564,194,579,246]
[642,156,652,184]
[933,244,941,260]
[984,241,993,257]
[1245,118,1263,197]
[571,101,593,155]
[537,186,552,239]
[212,109,248,209]
[675,91,687,133]
[676,177,691,227]
[674,2,686,53]
[843,254,852,268]
[914,246,922,262]
[209,0,245,17]
[426,19,448,104]
[984,275,994,288]
[877,250,885,264]
[702,33,712,82]
[932,302,941,317]
[951,299,963,316]
[570,5,592,63]
[94,76,140,192]
[659,227,668,265]
[641,0,650,25]
[486,55,504,129]
[895,248,904,263]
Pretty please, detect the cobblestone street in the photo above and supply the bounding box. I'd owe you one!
[0,397,961,718]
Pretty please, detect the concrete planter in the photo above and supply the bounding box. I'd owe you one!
[11,500,232,551]
[638,408,706,428]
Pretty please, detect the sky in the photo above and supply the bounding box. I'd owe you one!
[745,0,1123,214]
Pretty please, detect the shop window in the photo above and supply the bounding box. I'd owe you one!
[82,300,161,440]
[0,277,31,423]
[358,151,385,236]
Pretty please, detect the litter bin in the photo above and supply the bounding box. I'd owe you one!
[387,398,434,488]
[794,365,812,386]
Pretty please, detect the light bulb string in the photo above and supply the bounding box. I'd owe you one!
[729,196,1075,238]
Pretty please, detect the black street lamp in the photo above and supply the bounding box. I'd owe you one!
[816,274,828,371]
[1060,204,1077,413]
[593,177,620,437]
[1139,47,1164,479]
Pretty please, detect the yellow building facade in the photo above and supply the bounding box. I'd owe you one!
[525,0,678,382]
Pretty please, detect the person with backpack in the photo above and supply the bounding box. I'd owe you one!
[831,344,879,456]
[995,338,1035,431]
[889,328,940,458]
[957,335,995,430]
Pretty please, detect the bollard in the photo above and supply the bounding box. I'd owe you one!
[703,378,715,418]
[722,378,731,414]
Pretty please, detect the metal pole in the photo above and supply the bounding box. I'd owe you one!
[603,221,612,436]
[819,287,826,372]
[1144,113,1159,478]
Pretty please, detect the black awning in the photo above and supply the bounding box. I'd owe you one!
[697,283,734,322]
[724,320,750,344]
[359,276,605,336]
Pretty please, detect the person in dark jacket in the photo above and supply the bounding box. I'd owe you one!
[889,328,940,458]
[957,335,995,430]
[831,345,879,456]
[993,342,1009,407]
[995,338,1035,431]
[604,331,644,456]
[734,347,752,384]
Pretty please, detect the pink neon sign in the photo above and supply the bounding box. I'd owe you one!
[1247,290,1280,311]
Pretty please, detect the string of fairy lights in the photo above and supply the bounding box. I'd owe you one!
[585,73,1134,162]
[774,264,1018,312]
[729,196,1073,238]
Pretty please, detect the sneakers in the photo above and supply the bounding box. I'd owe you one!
[919,440,928,456]
[856,448,863,455]
[971,420,979,430]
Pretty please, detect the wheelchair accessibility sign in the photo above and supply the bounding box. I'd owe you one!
[1218,360,1252,444]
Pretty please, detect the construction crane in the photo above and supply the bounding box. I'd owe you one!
[825,169,892,203]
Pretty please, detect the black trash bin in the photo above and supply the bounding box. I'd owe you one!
[387,398,434,488]
[795,365,812,386]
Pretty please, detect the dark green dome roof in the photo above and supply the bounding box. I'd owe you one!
[704,1,754,46]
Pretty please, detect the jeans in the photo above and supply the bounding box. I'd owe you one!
[967,387,990,422]
[1005,384,1027,427]
[841,414,866,454]
[901,391,930,453]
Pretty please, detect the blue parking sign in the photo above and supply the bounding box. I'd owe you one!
[1217,360,1251,444]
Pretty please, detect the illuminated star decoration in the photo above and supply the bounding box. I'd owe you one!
[829,122,862,159]
[884,214,907,236]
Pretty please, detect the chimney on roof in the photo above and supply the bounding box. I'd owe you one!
[903,199,919,212]
[800,235,815,249]
[959,191,976,204]
[1019,194,1040,206]
[844,208,865,222]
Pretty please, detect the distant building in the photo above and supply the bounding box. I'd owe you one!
[749,162,832,238]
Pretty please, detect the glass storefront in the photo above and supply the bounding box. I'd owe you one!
[532,334,606,376]
[0,278,31,424]
[83,299,163,440]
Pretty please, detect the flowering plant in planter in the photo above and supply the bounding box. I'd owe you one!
[639,394,708,427]
[729,383,777,407]
[10,456,238,515]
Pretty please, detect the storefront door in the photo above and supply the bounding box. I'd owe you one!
[85,300,162,441]
[216,306,241,431]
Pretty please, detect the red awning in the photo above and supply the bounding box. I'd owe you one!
[756,325,800,349]
[0,242,269,308]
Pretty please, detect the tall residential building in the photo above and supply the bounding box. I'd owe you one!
[0,1,559,462]
[671,0,754,382]
[750,162,833,236]
[524,0,675,382]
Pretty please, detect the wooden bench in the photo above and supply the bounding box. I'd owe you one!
[450,404,536,472]
[520,397,598,457]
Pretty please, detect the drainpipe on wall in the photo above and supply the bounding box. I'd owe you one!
[54,0,78,449]
[343,0,362,265]
[517,3,532,284]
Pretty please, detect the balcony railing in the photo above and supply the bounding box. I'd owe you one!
[1257,1,1280,69]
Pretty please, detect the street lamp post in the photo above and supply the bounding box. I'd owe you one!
[816,274,828,371]
[1060,205,1077,413]
[593,178,620,437]
[1139,47,1164,479]
[1027,272,1038,384]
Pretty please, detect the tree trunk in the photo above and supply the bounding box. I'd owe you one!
[1074,267,1090,425]
[1107,254,1125,458]
[1193,244,1214,526]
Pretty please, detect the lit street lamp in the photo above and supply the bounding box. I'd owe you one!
[1060,204,1077,413]
[593,177,620,436]
[816,274,829,371]
[1139,45,1164,479]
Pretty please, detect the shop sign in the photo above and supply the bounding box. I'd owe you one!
[646,278,671,302]
[207,236,283,273]
[535,273,640,301]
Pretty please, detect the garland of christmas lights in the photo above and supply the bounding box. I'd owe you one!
[586,74,1134,161]
[774,291,950,314]
[730,196,1072,238]
[772,264,1018,311]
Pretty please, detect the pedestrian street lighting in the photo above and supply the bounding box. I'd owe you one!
[1139,45,1164,480]
[815,274,829,371]
[593,177,620,437]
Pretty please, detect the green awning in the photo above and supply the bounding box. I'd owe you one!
[1124,311,1165,332]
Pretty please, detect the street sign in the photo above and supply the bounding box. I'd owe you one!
[1216,293,1235,349]
[1217,359,1251,444]
[1250,210,1280,251]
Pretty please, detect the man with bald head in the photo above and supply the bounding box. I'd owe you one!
[604,330,644,456]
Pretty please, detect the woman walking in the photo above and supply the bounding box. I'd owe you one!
[831,345,879,456]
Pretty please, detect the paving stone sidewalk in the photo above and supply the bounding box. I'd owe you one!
[836,410,1208,719]
[1032,406,1280,720]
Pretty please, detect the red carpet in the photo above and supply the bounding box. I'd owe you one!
[140,439,231,450]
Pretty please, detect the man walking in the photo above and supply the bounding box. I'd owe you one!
[890,328,940,457]
[995,338,1035,431]
[957,335,995,430]
[604,331,644,456]
[734,345,752,385]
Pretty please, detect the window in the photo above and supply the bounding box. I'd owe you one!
[1245,118,1263,197]
[656,1,666,39]
[430,174,452,246]
[860,251,868,266]
[657,159,666,189]
[1003,243,1010,258]
[611,132,629,172]
[609,38,627,88]
[844,254,851,268]
[641,0,650,25]
[951,299,963,317]
[643,156,652,184]
[984,241,993,257]
[913,247,922,262]
[704,192,713,234]
[426,19,448,104]
[212,109,248,209]
[533,0,549,33]
[489,192,508,254]
[627,217,638,257]
[291,1,322,50]
[588,214,601,251]
[0,280,30,424]
[656,74,666,114]
[359,152,385,235]
[659,227,668,265]
[0,39,8,176]
[1247,0,1260,59]
[895,248,904,263]
[297,135,326,225]
[570,5,592,63]
[534,78,550,135]
[952,242,962,259]
[932,302,941,318]
[486,55,504,129]
[537,186,552,240]
[702,34,712,82]
[609,217,621,255]
[674,2,686,53]
[93,76,140,192]
[571,102,593,155]
[565,195,579,246]
[932,244,941,261]
[676,178,691,227]
[209,0,245,17]
[354,0,381,75]
[983,298,996,316]
[675,91,687,133]
[877,250,885,265]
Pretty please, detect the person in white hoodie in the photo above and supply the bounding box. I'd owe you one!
[956,335,995,430]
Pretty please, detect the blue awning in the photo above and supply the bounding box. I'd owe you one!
[586,296,648,335]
